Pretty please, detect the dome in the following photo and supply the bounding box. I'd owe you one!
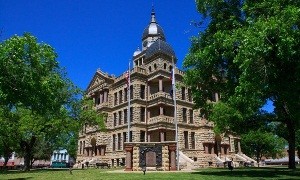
[142,8,166,41]
[145,39,175,59]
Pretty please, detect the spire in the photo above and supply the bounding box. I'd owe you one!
[151,5,156,23]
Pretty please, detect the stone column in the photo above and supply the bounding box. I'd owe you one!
[160,131,165,142]
[104,91,107,102]
[147,132,151,142]
[125,145,133,171]
[221,146,224,155]
[148,84,150,97]
[238,140,241,153]
[204,144,208,154]
[169,144,177,171]
[160,106,164,115]
[100,93,103,104]
[101,147,105,156]
[159,78,163,92]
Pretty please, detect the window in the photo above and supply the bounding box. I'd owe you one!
[154,63,157,70]
[189,109,194,124]
[124,109,128,124]
[140,85,145,99]
[97,97,100,105]
[129,131,133,142]
[183,108,187,123]
[184,131,189,149]
[113,113,117,126]
[164,63,167,69]
[169,65,172,72]
[130,85,133,99]
[79,141,82,154]
[140,130,145,142]
[140,107,145,122]
[182,87,186,100]
[119,90,123,104]
[191,132,195,149]
[188,88,192,102]
[118,111,122,125]
[123,132,127,149]
[149,66,152,72]
[114,92,118,106]
[118,133,121,150]
[112,134,116,151]
[124,88,128,102]
[83,141,85,155]
[130,107,133,122]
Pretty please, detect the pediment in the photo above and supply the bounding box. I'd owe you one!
[86,70,114,93]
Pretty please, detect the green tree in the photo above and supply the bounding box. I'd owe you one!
[0,106,19,169]
[241,130,286,165]
[184,1,300,169]
[0,33,80,171]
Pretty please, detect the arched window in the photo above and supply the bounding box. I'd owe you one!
[164,63,167,69]
[149,66,152,72]
[169,65,173,72]
[154,63,157,70]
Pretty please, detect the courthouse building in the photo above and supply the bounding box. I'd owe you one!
[76,8,250,170]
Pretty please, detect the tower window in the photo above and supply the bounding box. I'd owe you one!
[189,109,194,124]
[183,108,187,123]
[140,107,145,122]
[140,85,145,99]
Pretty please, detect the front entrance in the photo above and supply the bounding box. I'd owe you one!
[124,142,177,171]
[139,145,162,168]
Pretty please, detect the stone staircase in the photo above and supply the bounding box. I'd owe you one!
[178,151,195,170]
[235,153,257,166]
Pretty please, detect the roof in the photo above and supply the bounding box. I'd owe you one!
[145,39,175,59]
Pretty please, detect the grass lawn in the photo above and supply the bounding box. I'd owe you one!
[0,167,299,180]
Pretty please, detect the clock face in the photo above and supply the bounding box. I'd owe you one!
[143,41,148,47]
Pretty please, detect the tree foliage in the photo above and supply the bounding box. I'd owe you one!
[241,130,286,164]
[0,33,80,170]
[184,0,300,169]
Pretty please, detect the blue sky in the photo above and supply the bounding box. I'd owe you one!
[0,0,273,112]
[1,0,202,89]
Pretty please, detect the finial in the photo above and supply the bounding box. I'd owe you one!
[151,4,156,23]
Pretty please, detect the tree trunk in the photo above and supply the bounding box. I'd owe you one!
[3,156,9,170]
[256,149,260,167]
[19,136,36,171]
[286,118,296,169]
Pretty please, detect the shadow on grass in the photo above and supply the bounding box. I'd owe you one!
[192,167,300,179]
[0,168,84,175]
